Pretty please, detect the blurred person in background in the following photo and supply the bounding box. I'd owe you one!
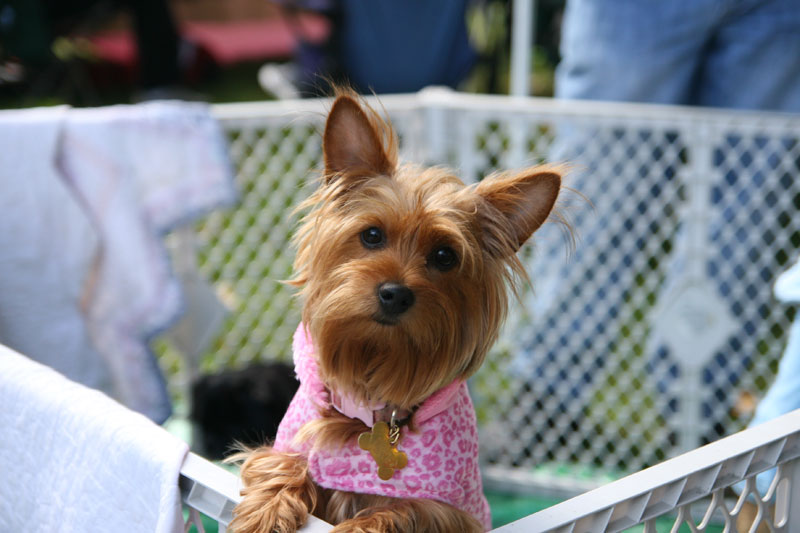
[556,2,800,530]
[556,0,800,111]
[261,0,478,97]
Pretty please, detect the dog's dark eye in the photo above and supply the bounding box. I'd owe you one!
[360,227,385,249]
[429,246,458,271]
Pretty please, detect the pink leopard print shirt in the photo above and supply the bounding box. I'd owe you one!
[273,324,492,530]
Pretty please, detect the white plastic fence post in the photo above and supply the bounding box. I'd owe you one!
[775,457,800,531]
[508,116,527,169]
[674,122,713,455]
[457,113,479,184]
[510,0,535,97]
[651,120,737,454]
[423,90,450,165]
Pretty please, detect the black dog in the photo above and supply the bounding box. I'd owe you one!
[190,362,299,460]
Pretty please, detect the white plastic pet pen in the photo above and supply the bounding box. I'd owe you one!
[3,66,800,533]
[156,88,800,532]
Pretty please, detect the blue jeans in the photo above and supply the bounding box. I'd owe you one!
[557,0,800,111]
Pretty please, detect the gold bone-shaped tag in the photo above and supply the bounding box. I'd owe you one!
[358,421,408,480]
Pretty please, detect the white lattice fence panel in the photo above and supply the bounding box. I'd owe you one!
[441,95,800,495]
[195,93,800,500]
[469,113,694,485]
[194,116,321,369]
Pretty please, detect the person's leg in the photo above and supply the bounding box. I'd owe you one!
[696,0,800,112]
[696,0,800,447]
[121,0,181,90]
[556,0,718,104]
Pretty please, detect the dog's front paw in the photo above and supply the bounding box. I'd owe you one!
[329,499,484,533]
[229,447,318,533]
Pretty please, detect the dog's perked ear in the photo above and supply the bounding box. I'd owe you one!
[323,95,396,181]
[475,167,562,249]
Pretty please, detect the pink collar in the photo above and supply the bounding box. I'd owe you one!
[292,323,464,427]
[329,389,385,427]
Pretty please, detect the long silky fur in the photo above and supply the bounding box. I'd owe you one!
[228,447,320,533]
[325,493,484,533]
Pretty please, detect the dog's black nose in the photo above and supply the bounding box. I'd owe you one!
[377,283,415,316]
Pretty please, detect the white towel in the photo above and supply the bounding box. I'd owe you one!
[57,102,237,423]
[0,106,112,395]
[0,102,236,423]
[0,344,190,533]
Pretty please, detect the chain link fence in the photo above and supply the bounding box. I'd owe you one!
[171,90,800,498]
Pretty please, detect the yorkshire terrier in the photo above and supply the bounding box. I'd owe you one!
[230,90,563,532]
